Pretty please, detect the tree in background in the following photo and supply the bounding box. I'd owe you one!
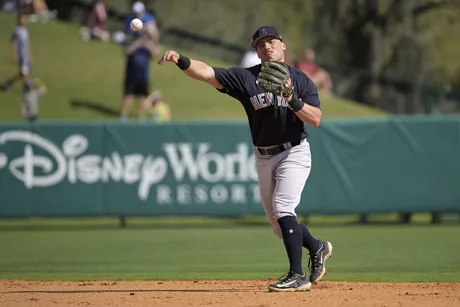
[311,0,460,113]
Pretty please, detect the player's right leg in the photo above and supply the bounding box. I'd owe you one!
[254,153,279,237]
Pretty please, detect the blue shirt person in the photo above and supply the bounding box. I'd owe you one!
[120,30,158,120]
[124,1,159,43]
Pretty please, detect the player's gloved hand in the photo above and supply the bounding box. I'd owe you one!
[257,61,294,98]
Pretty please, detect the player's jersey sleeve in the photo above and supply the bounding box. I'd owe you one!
[299,75,321,108]
[212,67,246,96]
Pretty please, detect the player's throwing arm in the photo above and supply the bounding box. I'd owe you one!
[158,50,222,89]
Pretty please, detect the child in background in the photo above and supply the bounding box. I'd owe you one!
[144,90,171,123]
[22,78,47,122]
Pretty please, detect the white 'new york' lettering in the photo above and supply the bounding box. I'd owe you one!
[249,92,293,111]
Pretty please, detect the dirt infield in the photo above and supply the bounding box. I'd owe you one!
[0,280,458,307]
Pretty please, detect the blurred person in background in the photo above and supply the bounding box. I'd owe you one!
[1,13,33,92]
[21,78,47,122]
[124,1,159,44]
[144,90,171,122]
[241,49,260,68]
[295,48,333,95]
[120,29,159,120]
[1,0,17,13]
[79,0,110,42]
[18,0,56,22]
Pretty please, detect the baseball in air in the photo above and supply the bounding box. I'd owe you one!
[130,18,143,31]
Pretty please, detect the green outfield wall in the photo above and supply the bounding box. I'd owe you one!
[0,117,459,217]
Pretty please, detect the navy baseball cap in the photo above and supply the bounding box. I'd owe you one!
[250,26,283,48]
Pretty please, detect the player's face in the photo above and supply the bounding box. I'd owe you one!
[256,37,286,62]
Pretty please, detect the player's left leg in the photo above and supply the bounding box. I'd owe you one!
[307,235,333,284]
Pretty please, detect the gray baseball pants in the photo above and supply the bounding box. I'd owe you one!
[254,139,312,238]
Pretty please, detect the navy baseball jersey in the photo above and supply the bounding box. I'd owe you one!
[213,64,320,147]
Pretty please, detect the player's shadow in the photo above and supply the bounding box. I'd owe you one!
[69,99,119,117]
[7,289,264,294]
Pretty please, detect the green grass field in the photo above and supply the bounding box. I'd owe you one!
[0,14,388,121]
[0,222,459,282]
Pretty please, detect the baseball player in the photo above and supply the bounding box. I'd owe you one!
[158,26,332,292]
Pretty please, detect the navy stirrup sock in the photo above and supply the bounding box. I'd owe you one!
[277,215,304,275]
[299,223,321,252]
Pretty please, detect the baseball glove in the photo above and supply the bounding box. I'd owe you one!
[257,61,294,98]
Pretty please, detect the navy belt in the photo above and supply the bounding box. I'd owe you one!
[255,140,303,156]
